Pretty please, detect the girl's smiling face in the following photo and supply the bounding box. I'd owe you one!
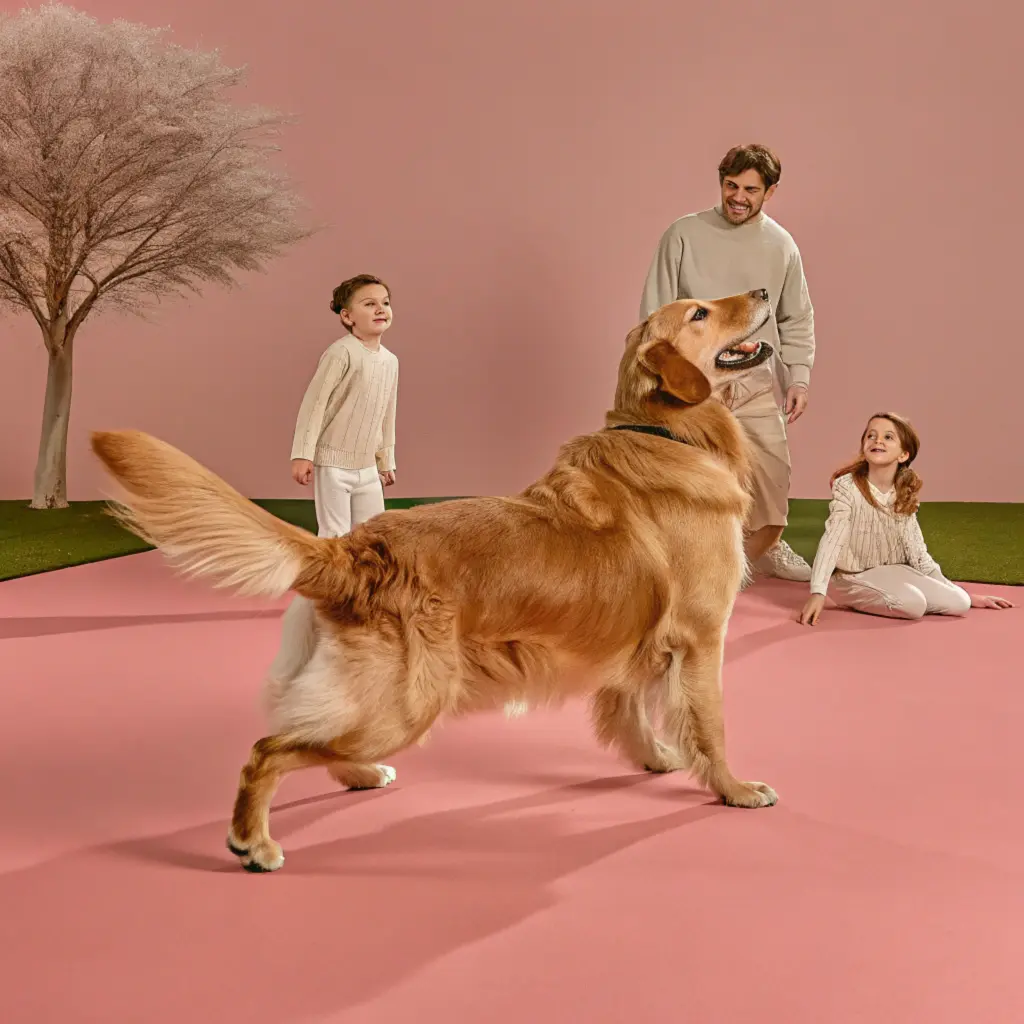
[862,417,909,471]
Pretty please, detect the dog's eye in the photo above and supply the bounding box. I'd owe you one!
[692,307,708,321]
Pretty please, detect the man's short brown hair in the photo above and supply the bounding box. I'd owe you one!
[717,144,782,190]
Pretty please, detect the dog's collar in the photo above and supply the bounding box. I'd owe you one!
[609,424,689,445]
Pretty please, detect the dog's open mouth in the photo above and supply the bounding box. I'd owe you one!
[715,339,773,370]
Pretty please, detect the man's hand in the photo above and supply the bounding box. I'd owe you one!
[785,385,809,424]
[971,594,1014,610]
[797,593,826,625]
[291,458,313,486]
[379,470,396,487]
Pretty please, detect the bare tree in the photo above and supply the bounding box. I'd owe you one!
[0,3,311,508]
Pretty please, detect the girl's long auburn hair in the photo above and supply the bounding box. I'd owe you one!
[830,412,923,516]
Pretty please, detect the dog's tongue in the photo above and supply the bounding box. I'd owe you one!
[733,340,760,353]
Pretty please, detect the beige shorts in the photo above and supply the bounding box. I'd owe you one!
[720,375,790,532]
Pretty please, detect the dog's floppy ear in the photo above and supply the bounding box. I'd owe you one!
[623,319,649,350]
[639,340,712,405]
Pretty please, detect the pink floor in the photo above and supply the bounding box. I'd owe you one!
[0,553,1021,1022]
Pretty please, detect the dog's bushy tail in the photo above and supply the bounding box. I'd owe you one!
[90,430,341,600]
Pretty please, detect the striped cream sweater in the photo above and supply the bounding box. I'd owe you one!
[809,474,943,596]
[290,335,399,472]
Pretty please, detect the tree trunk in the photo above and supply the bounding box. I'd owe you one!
[30,326,75,510]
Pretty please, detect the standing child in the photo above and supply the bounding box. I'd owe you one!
[798,412,1013,625]
[290,274,399,538]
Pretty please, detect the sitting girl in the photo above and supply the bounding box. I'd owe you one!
[798,412,1013,625]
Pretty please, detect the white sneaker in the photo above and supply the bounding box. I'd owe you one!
[754,539,811,582]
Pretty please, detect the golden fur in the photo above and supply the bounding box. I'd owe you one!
[91,289,779,873]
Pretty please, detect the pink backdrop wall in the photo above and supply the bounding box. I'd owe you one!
[2,0,1021,503]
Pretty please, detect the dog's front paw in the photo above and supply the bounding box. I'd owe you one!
[723,781,778,809]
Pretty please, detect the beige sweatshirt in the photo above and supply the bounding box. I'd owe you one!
[810,474,943,596]
[639,207,816,389]
[290,335,399,473]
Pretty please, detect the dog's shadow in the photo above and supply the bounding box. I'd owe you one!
[2,772,725,1020]
[0,608,282,640]
[123,771,718,877]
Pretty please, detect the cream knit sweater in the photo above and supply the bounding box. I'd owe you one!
[290,335,399,473]
[810,474,944,596]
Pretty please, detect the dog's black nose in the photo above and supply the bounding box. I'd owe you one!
[751,288,769,302]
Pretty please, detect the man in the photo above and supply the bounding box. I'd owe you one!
[639,143,814,582]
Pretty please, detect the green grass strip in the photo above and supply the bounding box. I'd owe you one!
[1,497,1020,585]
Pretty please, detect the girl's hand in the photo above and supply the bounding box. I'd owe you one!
[291,458,313,486]
[379,470,396,487]
[798,593,826,625]
[971,594,1014,610]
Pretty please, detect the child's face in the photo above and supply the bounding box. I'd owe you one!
[341,285,392,338]
[862,418,908,470]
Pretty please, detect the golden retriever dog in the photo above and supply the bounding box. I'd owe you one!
[91,288,778,873]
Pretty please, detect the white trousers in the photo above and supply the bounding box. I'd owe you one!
[313,465,385,538]
[831,564,971,620]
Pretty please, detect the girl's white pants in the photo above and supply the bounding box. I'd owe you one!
[831,564,970,620]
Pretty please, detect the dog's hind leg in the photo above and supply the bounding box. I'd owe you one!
[590,686,683,774]
[661,631,777,809]
[226,719,426,873]
[326,760,398,790]
[226,735,343,873]
[323,693,442,792]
